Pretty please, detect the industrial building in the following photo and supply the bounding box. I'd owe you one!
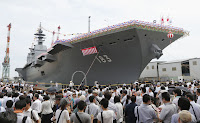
[139,58,200,81]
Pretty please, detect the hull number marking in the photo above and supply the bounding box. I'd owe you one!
[97,55,112,63]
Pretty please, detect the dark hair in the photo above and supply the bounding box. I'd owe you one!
[7,92,12,97]
[60,99,68,110]
[15,100,26,110]
[186,94,194,101]
[88,89,93,94]
[178,97,190,110]
[6,100,13,108]
[123,90,127,94]
[89,96,95,103]
[0,93,4,98]
[104,91,112,100]
[43,95,50,101]
[143,94,151,103]
[197,89,200,94]
[100,98,109,108]
[114,96,120,103]
[173,89,181,96]
[77,100,86,110]
[142,88,146,93]
[19,95,26,100]
[161,92,170,101]
[161,86,165,90]
[131,95,136,102]
[126,95,130,105]
[34,93,39,99]
[0,111,17,123]
[25,98,32,105]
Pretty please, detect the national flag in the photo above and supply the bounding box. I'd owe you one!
[161,17,164,25]
[81,46,98,56]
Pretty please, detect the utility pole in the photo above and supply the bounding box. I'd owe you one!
[88,16,91,33]
[2,23,11,82]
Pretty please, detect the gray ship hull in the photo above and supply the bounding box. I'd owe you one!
[16,22,185,85]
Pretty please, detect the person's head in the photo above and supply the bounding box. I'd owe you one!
[33,93,39,100]
[7,92,12,97]
[197,89,200,96]
[131,95,136,103]
[25,98,31,110]
[149,87,153,92]
[19,95,26,101]
[77,100,86,111]
[14,100,26,111]
[178,97,190,111]
[0,111,17,123]
[161,86,165,90]
[178,110,192,123]
[60,98,68,110]
[72,93,76,98]
[6,100,13,108]
[185,94,194,101]
[173,89,181,97]
[93,91,98,97]
[143,94,151,104]
[104,91,112,100]
[0,93,4,98]
[100,98,109,109]
[114,96,120,103]
[89,95,96,103]
[122,90,127,96]
[141,88,146,93]
[88,89,93,94]
[43,95,50,101]
[78,93,81,97]
[162,92,171,103]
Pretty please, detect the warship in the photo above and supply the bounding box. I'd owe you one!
[15,20,188,85]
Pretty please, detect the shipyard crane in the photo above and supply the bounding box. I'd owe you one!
[1,23,11,82]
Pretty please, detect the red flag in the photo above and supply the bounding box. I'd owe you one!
[81,46,98,56]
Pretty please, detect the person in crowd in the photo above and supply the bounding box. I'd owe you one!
[135,91,142,106]
[172,89,182,106]
[121,90,127,105]
[6,100,14,112]
[14,100,32,123]
[3,92,12,108]
[134,94,157,123]
[178,110,192,123]
[86,89,93,105]
[123,95,131,108]
[41,95,53,123]
[55,98,70,123]
[31,93,42,116]
[149,87,154,97]
[125,95,137,123]
[171,97,197,123]
[0,93,4,107]
[158,92,177,123]
[0,110,17,123]
[197,89,200,105]
[97,98,115,123]
[85,95,100,123]
[104,91,117,122]
[185,94,200,122]
[114,96,123,123]
[70,100,92,123]
[52,95,62,113]
[24,98,40,123]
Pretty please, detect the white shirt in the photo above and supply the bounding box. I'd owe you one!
[149,92,154,97]
[115,102,123,123]
[189,101,200,121]
[55,109,70,123]
[85,103,100,119]
[41,100,53,114]
[31,99,42,113]
[0,106,6,113]
[172,96,181,106]
[23,108,40,121]
[3,97,12,108]
[16,113,32,123]
[136,96,143,106]
[121,95,127,104]
[97,110,114,123]
[197,96,200,105]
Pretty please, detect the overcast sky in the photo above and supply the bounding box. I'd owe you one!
[0,0,199,78]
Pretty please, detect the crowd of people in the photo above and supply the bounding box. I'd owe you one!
[0,81,200,123]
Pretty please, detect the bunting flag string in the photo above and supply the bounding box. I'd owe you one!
[41,26,84,36]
